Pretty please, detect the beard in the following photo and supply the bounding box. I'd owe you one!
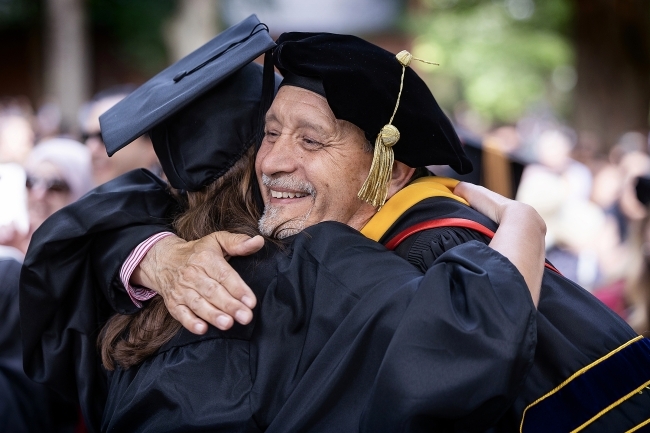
[258,174,316,239]
[258,204,307,239]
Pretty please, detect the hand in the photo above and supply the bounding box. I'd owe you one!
[454,182,546,306]
[132,232,265,334]
[454,181,512,224]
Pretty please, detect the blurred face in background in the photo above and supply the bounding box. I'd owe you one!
[25,160,72,229]
[83,96,158,185]
[536,130,572,171]
[23,138,92,242]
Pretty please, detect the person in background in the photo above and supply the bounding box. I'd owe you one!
[18,138,93,253]
[588,132,650,317]
[0,162,29,258]
[80,87,160,186]
[516,128,600,288]
[0,103,34,256]
[1,138,87,432]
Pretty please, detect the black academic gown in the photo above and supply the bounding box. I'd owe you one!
[1,257,77,433]
[102,225,535,433]
[20,169,537,433]
[377,194,650,433]
[20,170,180,431]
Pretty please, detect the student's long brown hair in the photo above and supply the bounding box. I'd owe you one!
[99,146,261,370]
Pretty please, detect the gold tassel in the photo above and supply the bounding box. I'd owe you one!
[358,125,400,207]
[357,50,439,209]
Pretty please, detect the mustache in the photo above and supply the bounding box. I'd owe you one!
[262,174,316,197]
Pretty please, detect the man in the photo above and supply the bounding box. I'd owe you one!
[116,33,650,432]
[81,87,160,185]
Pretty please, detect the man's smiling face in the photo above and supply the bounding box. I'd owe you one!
[255,85,376,238]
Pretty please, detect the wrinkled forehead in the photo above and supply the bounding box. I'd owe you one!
[266,85,338,128]
[271,85,332,112]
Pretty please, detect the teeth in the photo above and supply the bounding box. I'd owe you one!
[271,190,307,199]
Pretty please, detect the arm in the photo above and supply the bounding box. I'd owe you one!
[454,182,546,306]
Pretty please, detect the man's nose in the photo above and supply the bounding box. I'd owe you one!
[259,134,299,175]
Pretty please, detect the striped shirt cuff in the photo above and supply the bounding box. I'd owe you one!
[120,231,175,308]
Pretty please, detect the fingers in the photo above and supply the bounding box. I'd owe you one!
[200,255,257,308]
[167,281,254,334]
[139,231,261,334]
[193,233,260,309]
[214,232,265,258]
[454,182,509,223]
[173,244,256,324]
[168,304,209,335]
[180,265,254,320]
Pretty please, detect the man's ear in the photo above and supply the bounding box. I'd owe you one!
[387,160,416,200]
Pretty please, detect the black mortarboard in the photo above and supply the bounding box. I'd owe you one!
[636,176,650,206]
[99,15,277,191]
[273,32,472,207]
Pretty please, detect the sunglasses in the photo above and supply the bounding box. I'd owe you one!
[26,176,71,193]
[81,130,104,143]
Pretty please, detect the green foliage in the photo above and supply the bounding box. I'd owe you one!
[406,0,574,125]
[89,0,176,74]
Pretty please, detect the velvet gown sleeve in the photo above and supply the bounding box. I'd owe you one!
[19,168,180,432]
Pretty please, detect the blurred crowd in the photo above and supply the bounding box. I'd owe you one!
[477,116,650,337]
[0,90,160,258]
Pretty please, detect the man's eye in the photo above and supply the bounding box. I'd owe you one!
[302,137,323,147]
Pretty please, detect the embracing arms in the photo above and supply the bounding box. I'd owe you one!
[135,181,545,334]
